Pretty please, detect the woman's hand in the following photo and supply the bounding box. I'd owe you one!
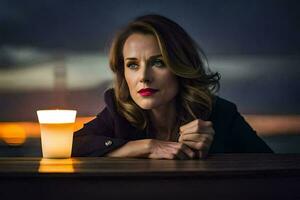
[178,119,215,159]
[147,139,195,160]
[106,139,195,160]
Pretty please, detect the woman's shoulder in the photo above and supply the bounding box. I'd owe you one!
[212,96,237,113]
[102,88,119,115]
[92,88,118,123]
[209,95,238,123]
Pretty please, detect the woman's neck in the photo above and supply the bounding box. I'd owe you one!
[149,99,177,136]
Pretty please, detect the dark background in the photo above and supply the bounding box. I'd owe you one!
[1,0,300,54]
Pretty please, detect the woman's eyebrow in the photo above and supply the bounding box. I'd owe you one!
[125,57,138,61]
[149,54,163,59]
[125,54,162,61]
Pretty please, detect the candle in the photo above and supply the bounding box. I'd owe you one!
[37,110,77,158]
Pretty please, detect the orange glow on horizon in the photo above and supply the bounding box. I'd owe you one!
[244,115,300,136]
[0,116,94,146]
[0,124,26,146]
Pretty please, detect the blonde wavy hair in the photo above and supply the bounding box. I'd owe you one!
[109,14,220,130]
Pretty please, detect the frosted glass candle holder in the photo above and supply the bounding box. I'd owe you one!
[37,110,77,158]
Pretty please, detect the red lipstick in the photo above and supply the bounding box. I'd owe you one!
[138,88,158,97]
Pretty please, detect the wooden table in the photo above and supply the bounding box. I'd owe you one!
[0,154,300,200]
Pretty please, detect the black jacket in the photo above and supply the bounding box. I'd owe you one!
[72,89,273,156]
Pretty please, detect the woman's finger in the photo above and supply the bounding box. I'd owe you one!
[179,133,202,142]
[180,133,214,142]
[159,142,194,159]
[173,143,195,159]
[179,120,212,133]
[179,119,199,132]
[181,140,210,151]
[180,143,196,159]
[180,126,214,135]
[174,150,190,160]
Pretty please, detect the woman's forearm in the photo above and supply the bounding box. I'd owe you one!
[105,139,151,158]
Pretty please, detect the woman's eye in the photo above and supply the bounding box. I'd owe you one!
[152,59,165,68]
[127,63,138,69]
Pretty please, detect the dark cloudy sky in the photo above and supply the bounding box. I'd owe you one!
[1,0,299,54]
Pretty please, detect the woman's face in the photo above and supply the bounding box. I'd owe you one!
[123,33,179,110]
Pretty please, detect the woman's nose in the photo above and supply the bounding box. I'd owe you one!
[139,63,152,83]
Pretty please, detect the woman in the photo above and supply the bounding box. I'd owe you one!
[72,14,273,159]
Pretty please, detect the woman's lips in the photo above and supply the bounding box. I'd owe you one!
[138,88,158,97]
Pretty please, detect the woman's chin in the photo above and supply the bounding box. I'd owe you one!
[138,104,156,110]
[136,101,160,110]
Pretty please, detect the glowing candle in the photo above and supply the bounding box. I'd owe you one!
[37,110,77,158]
